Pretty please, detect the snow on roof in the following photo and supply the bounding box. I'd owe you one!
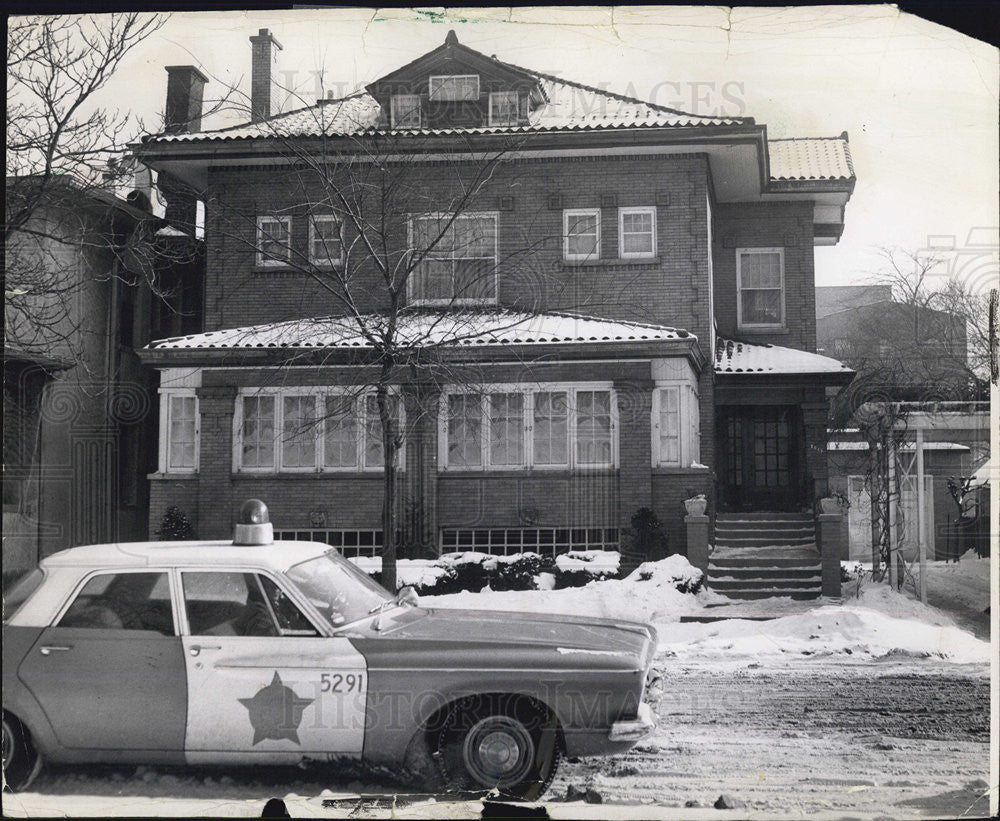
[147,78,744,146]
[768,137,855,181]
[715,338,853,376]
[148,310,693,351]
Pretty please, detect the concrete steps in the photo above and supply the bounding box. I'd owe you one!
[709,513,821,600]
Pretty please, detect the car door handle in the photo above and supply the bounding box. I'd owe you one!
[40,645,73,655]
[188,644,221,656]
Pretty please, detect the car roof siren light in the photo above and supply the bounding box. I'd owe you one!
[233,498,274,546]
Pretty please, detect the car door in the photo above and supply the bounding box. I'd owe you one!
[17,570,187,755]
[179,569,367,764]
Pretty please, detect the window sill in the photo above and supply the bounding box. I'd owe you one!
[652,466,712,476]
[439,467,617,477]
[232,471,391,479]
[148,471,199,480]
[737,326,789,335]
[558,258,660,270]
[253,266,305,277]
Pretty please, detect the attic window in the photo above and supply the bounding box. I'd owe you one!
[488,91,519,126]
[391,94,421,129]
[428,74,479,101]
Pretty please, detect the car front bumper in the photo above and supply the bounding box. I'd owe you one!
[608,701,656,743]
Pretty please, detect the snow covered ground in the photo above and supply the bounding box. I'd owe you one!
[426,553,992,664]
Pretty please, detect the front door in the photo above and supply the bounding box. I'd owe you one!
[717,406,803,511]
[179,570,367,764]
[19,571,187,753]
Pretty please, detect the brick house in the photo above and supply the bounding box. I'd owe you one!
[3,179,203,584]
[134,30,856,571]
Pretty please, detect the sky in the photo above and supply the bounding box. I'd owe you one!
[57,5,1000,289]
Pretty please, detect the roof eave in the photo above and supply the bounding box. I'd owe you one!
[715,369,855,387]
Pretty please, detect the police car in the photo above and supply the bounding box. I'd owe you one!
[3,500,657,799]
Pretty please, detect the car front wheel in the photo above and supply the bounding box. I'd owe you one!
[436,696,561,800]
[2,712,41,792]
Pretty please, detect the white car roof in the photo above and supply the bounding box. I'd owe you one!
[39,539,334,572]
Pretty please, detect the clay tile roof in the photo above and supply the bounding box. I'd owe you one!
[767,136,855,181]
[148,309,693,350]
[715,338,853,375]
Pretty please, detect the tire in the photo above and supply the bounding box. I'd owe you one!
[2,712,41,792]
[436,696,562,801]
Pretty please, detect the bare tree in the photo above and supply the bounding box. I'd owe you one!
[5,13,170,367]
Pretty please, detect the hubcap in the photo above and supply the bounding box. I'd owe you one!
[462,715,535,787]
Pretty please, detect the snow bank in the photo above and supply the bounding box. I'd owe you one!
[426,555,721,622]
[660,582,991,663]
[348,557,449,589]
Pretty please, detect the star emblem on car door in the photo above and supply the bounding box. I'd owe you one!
[238,671,314,745]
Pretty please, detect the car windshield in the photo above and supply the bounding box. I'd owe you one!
[286,550,393,627]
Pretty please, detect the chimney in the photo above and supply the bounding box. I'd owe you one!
[164,65,208,133]
[249,28,283,123]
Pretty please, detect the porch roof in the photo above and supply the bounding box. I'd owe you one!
[144,309,696,364]
[714,338,854,381]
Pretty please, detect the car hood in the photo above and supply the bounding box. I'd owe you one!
[383,607,655,663]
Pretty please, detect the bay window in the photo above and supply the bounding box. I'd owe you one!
[409,213,498,303]
[236,390,402,473]
[161,392,199,473]
[440,385,616,470]
[737,248,785,329]
[652,383,701,468]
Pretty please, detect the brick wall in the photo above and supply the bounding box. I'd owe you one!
[712,200,816,351]
[201,154,715,343]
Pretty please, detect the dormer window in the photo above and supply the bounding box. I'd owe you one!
[390,94,421,129]
[488,91,519,126]
[428,74,480,101]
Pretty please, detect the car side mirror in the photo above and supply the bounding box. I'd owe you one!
[396,586,419,607]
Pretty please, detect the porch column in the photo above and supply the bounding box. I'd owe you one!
[402,382,440,559]
[195,385,237,539]
[816,511,844,598]
[802,399,830,499]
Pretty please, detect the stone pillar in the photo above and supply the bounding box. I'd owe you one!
[685,514,710,575]
[195,385,237,539]
[816,511,843,598]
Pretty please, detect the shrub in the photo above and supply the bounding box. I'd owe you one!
[622,507,670,561]
[553,550,621,589]
[155,506,193,540]
[489,553,543,591]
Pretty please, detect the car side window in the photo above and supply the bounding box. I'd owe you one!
[181,572,278,637]
[58,572,175,635]
[259,575,319,636]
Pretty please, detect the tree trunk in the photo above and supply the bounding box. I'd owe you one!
[377,384,397,593]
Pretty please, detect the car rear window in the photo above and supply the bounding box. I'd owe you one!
[3,568,45,620]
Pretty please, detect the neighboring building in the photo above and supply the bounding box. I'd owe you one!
[134,30,856,564]
[3,179,204,584]
[816,287,988,561]
[816,284,970,399]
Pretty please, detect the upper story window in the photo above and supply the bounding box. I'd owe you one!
[737,248,785,329]
[439,384,617,471]
[563,209,601,262]
[309,215,343,267]
[256,216,292,267]
[159,390,199,474]
[235,389,403,474]
[428,74,480,101]
[488,91,519,126]
[390,94,421,129]
[618,206,657,259]
[409,213,498,304]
